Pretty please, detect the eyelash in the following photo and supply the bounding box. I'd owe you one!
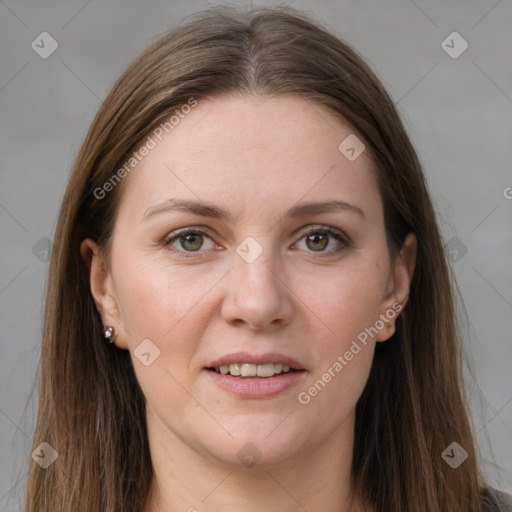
[162,225,350,259]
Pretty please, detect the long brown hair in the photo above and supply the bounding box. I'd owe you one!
[25,5,494,511]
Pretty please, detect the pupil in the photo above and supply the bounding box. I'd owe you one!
[307,233,327,251]
[182,234,202,251]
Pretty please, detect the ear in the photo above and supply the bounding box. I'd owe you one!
[376,233,417,342]
[80,238,128,349]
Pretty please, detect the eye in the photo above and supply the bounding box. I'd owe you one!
[164,228,217,255]
[162,225,349,258]
[293,226,349,256]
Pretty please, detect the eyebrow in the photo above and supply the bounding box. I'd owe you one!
[142,198,366,222]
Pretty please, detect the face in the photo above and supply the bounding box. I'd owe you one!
[83,94,415,469]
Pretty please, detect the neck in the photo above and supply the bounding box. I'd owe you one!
[143,408,370,512]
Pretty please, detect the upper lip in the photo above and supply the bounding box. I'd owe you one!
[206,352,305,370]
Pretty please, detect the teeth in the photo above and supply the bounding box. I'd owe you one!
[214,363,295,378]
[256,364,275,377]
[229,363,241,376]
[241,363,257,377]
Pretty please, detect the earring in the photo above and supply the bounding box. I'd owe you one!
[103,326,116,344]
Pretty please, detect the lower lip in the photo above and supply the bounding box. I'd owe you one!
[204,369,307,398]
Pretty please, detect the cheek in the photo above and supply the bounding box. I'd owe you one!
[293,262,385,420]
[111,255,230,406]
[114,254,224,342]
[117,262,225,424]
[308,263,388,347]
[296,345,374,439]
[296,289,377,432]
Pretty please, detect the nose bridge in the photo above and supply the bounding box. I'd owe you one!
[233,234,280,293]
[222,234,293,328]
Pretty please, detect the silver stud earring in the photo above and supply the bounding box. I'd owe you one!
[103,326,116,344]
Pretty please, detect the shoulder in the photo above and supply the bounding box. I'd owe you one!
[483,487,512,512]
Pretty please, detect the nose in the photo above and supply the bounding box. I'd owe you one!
[221,245,294,330]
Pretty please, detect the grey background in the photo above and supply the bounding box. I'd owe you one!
[1,0,511,509]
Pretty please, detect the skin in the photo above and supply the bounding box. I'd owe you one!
[81,94,416,512]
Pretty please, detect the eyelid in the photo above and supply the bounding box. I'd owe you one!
[295,224,351,244]
[162,225,217,244]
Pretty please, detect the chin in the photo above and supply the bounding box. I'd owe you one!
[197,425,309,469]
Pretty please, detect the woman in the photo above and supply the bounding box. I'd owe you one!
[25,5,511,512]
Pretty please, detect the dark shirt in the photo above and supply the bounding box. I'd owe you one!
[483,488,512,512]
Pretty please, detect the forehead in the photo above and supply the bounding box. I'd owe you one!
[116,94,381,223]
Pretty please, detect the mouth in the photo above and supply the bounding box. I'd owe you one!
[206,363,299,378]
[205,352,305,378]
[204,352,306,397]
